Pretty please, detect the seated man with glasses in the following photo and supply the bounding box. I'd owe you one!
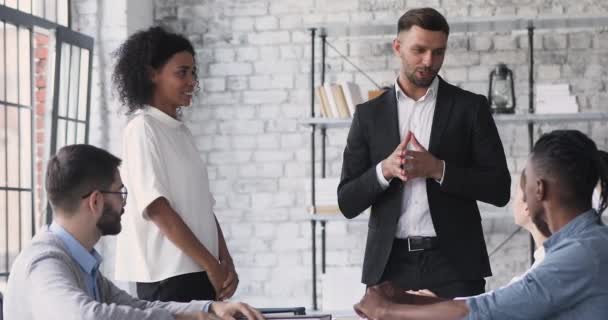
[3,144,264,320]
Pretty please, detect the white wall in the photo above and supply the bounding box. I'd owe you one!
[68,0,608,309]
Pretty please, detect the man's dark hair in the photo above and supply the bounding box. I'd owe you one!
[112,26,197,114]
[397,7,450,35]
[46,144,122,213]
[531,130,608,215]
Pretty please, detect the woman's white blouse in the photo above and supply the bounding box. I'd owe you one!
[115,106,218,282]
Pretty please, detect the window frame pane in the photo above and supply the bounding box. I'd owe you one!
[0,2,92,278]
[77,48,88,121]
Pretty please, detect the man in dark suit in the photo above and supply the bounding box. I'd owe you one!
[337,7,511,298]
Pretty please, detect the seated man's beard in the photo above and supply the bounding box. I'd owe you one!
[97,204,122,235]
[532,210,552,238]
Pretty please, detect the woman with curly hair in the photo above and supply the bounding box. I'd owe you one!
[113,26,238,302]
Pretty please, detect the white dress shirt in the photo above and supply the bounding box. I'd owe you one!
[375,77,442,238]
[115,106,219,282]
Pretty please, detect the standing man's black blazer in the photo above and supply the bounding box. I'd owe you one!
[338,77,511,285]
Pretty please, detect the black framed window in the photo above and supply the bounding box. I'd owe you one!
[0,3,93,279]
[0,20,34,280]
[0,0,69,26]
[51,40,91,152]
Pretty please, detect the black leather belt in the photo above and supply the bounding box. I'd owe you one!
[395,236,439,252]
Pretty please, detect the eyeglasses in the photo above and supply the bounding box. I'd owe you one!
[82,186,128,204]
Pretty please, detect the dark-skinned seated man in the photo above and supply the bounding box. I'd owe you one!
[3,144,264,320]
[354,130,608,320]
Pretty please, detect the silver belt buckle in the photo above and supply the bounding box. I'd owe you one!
[408,237,424,252]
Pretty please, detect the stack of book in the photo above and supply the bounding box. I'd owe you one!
[306,177,341,215]
[535,83,579,114]
[315,82,364,119]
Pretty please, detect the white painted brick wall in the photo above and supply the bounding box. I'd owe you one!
[224,2,268,17]
[255,16,279,31]
[204,92,240,105]
[249,75,294,89]
[214,48,236,62]
[229,17,254,32]
[236,47,260,61]
[259,46,281,60]
[203,78,226,92]
[209,62,253,76]
[248,31,290,45]
[243,90,289,104]
[219,120,264,135]
[226,76,249,91]
[63,0,608,310]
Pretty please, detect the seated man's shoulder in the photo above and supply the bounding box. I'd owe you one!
[6,232,73,301]
[577,225,608,258]
[14,231,72,273]
[547,230,608,270]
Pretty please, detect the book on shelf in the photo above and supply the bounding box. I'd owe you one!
[310,205,341,215]
[323,83,342,119]
[535,83,579,114]
[339,81,364,117]
[315,82,365,119]
[315,86,331,118]
[331,84,351,118]
[305,177,341,215]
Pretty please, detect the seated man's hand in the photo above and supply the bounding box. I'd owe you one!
[354,286,392,320]
[210,301,264,320]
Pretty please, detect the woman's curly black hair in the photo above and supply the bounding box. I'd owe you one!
[112,26,197,114]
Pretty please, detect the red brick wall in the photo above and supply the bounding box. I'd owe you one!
[34,32,48,227]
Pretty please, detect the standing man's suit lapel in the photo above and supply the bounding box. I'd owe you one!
[429,77,454,154]
[380,76,453,156]
[377,86,401,156]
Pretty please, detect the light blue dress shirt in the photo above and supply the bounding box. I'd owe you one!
[49,222,103,301]
[466,209,608,319]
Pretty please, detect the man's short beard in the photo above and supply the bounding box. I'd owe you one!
[532,210,552,238]
[405,68,436,88]
[97,202,122,236]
